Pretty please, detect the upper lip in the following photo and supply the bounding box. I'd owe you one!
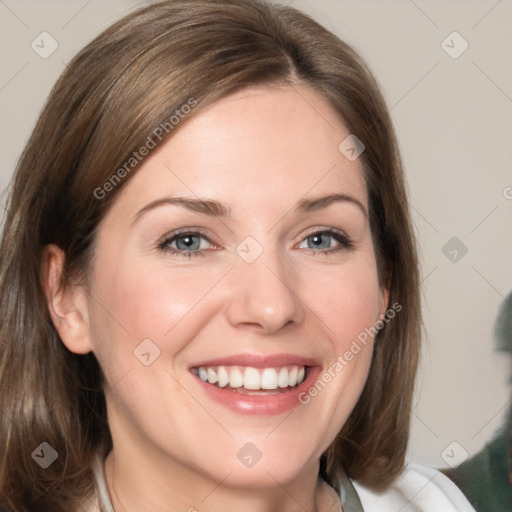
[189,353,321,369]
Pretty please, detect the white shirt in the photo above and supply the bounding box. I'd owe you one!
[353,463,477,511]
[93,456,476,511]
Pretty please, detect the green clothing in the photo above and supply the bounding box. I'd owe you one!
[443,428,512,512]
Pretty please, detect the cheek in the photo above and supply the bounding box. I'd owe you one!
[306,260,383,346]
[294,258,382,428]
[88,255,227,367]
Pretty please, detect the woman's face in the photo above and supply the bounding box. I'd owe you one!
[85,84,388,487]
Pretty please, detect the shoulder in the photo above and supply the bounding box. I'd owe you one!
[352,463,477,511]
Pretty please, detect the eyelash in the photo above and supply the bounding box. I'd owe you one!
[158,228,353,259]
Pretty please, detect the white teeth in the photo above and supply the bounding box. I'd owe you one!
[288,366,298,386]
[297,366,305,384]
[207,368,218,384]
[243,367,261,390]
[229,368,244,388]
[277,367,289,388]
[194,364,307,391]
[261,368,278,390]
[217,366,229,388]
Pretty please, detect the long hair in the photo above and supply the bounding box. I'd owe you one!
[0,1,421,510]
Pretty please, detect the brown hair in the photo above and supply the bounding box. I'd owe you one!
[0,1,421,510]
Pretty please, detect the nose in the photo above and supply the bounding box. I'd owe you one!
[224,249,305,335]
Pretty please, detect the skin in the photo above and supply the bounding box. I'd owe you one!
[44,84,388,512]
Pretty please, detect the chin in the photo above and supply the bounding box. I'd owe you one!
[223,439,319,488]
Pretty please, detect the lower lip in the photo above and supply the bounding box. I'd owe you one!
[192,366,322,415]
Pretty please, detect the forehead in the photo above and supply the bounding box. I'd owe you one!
[105,84,368,223]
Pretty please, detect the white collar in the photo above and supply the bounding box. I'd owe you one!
[94,454,115,512]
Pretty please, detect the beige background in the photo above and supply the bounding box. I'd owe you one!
[1,0,511,469]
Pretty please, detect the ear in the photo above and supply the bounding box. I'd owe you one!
[378,282,390,321]
[41,244,93,354]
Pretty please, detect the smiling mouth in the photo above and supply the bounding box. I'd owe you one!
[191,365,309,395]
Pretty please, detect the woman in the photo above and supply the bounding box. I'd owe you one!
[0,1,475,510]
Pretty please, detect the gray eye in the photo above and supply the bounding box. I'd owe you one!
[175,235,201,251]
[306,233,332,249]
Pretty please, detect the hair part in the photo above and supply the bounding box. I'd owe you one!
[0,1,421,509]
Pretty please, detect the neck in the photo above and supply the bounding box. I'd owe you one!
[103,446,341,512]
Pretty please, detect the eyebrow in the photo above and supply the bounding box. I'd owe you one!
[295,193,368,217]
[132,197,230,225]
[132,192,367,226]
